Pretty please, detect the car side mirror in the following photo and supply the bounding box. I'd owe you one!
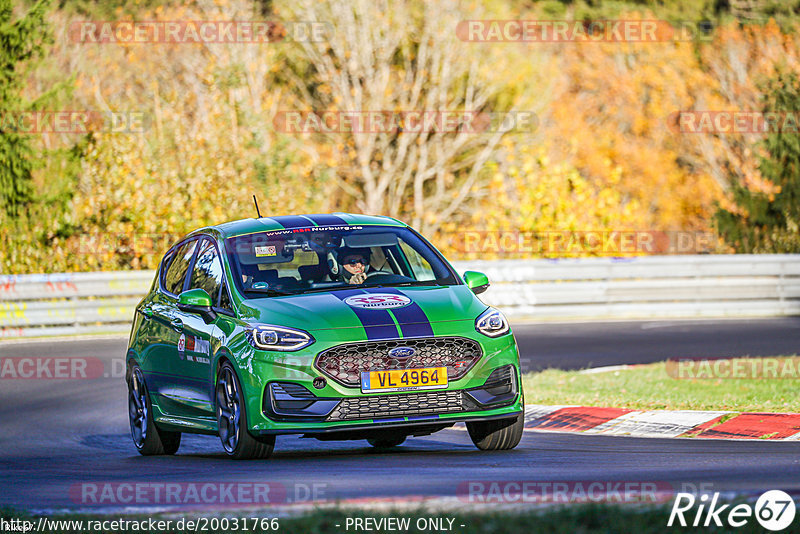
[463,271,490,295]
[177,288,217,322]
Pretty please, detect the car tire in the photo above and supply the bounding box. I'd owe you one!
[128,364,181,455]
[367,435,406,448]
[466,413,524,451]
[216,361,275,460]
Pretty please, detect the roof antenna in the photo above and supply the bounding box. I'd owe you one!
[253,195,262,218]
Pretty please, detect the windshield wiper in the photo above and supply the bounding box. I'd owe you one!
[245,287,296,297]
[247,281,446,297]
[294,285,357,294]
[361,280,445,289]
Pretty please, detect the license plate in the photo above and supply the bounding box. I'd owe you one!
[361,367,448,393]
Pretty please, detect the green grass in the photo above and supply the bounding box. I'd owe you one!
[0,504,778,533]
[522,356,800,413]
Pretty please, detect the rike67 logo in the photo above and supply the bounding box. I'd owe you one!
[668,490,796,531]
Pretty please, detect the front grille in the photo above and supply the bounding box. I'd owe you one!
[315,337,482,387]
[326,390,476,421]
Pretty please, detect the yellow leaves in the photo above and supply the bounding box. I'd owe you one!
[16,0,800,272]
[537,153,549,167]
[537,15,746,233]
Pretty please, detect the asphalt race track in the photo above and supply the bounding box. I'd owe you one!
[514,317,800,371]
[1,317,799,513]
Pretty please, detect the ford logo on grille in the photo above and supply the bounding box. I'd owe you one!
[388,347,415,359]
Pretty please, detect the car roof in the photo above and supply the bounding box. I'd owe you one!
[204,213,408,239]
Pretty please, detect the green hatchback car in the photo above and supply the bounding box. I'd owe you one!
[126,213,524,459]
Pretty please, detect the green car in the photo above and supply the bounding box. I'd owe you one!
[126,213,524,459]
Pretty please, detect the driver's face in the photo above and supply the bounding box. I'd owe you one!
[342,255,366,275]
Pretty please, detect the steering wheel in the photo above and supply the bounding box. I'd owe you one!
[365,270,393,279]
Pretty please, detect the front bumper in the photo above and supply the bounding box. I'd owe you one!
[255,410,523,439]
[265,364,518,422]
[236,329,523,436]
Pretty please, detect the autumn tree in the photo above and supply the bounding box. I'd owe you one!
[277,0,523,234]
[715,71,800,252]
[0,0,52,217]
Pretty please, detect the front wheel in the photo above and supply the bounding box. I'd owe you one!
[128,364,181,455]
[466,413,524,451]
[216,362,275,460]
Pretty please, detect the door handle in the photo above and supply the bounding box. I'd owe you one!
[170,318,183,332]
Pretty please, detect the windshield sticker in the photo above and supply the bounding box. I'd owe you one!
[344,293,412,309]
[289,225,359,234]
[239,225,364,239]
[254,245,277,257]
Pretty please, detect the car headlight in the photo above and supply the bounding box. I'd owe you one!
[475,308,510,338]
[247,325,315,351]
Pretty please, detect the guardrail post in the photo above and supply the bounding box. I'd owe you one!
[72,294,79,331]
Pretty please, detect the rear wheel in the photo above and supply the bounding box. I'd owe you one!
[216,362,275,460]
[467,413,524,451]
[128,365,181,455]
[367,435,406,448]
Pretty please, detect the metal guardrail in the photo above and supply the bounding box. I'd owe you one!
[451,254,800,320]
[1,255,798,338]
[0,272,153,339]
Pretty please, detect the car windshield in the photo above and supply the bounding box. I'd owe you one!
[226,225,460,298]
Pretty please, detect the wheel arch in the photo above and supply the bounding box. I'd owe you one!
[212,347,235,384]
[210,347,238,412]
[125,349,142,383]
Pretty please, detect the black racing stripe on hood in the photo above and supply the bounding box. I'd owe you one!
[362,287,434,338]
[330,288,400,340]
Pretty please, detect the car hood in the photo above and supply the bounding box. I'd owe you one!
[238,285,487,334]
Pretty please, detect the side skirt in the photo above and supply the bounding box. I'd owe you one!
[151,404,218,435]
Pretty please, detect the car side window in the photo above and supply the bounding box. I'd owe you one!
[398,238,436,281]
[189,239,225,304]
[159,250,175,289]
[163,240,198,295]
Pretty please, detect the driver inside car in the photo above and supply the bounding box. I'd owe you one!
[337,247,371,285]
